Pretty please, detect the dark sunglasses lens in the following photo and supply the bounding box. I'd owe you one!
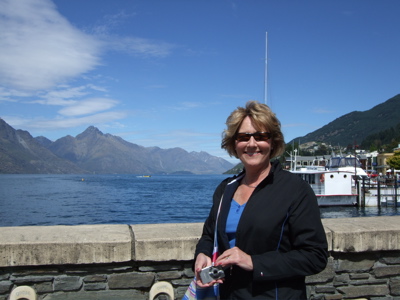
[236,133,250,142]
[254,133,270,141]
[236,132,270,142]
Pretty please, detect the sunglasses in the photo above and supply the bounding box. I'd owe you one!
[236,132,272,142]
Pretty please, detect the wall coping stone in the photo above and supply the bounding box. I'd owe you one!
[0,216,399,267]
[322,216,400,252]
[0,225,132,267]
[131,223,202,261]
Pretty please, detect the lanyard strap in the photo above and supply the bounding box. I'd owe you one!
[211,195,223,264]
[211,173,245,264]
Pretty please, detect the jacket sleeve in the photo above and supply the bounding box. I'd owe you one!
[251,180,328,281]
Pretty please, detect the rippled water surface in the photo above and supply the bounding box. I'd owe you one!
[0,174,399,227]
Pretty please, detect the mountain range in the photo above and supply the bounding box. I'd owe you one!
[1,94,399,174]
[290,94,400,147]
[0,120,234,174]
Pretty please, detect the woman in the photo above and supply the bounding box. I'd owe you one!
[194,101,328,299]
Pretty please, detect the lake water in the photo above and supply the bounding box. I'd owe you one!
[0,174,399,227]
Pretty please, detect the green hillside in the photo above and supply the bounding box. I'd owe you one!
[290,94,400,147]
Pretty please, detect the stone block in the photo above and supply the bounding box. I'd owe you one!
[183,268,195,278]
[83,275,107,283]
[381,252,400,265]
[373,265,400,278]
[11,275,53,284]
[43,290,145,300]
[334,274,349,286]
[390,279,400,296]
[337,256,375,272]
[83,282,107,291]
[337,285,388,298]
[0,225,132,267]
[35,281,53,293]
[54,276,82,291]
[0,281,12,294]
[0,275,9,281]
[131,223,202,261]
[172,278,193,286]
[322,216,400,252]
[156,270,181,280]
[108,272,155,289]
[350,279,387,286]
[315,285,336,293]
[349,273,370,280]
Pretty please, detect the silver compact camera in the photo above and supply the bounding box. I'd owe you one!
[199,265,225,284]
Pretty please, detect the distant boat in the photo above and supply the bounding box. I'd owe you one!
[289,154,399,207]
[290,167,357,206]
[328,155,368,176]
[136,175,151,178]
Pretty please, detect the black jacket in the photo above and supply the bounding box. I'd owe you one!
[195,161,328,299]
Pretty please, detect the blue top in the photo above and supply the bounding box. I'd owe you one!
[226,199,246,248]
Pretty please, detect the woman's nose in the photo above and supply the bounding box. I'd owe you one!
[248,136,257,146]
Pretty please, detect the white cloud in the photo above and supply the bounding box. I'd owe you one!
[0,87,32,101]
[4,111,127,130]
[30,86,89,106]
[58,98,119,117]
[0,0,176,93]
[0,0,102,91]
[89,10,176,58]
[106,36,175,58]
[30,85,110,106]
[0,0,177,141]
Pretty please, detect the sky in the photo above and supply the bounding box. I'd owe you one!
[0,0,399,164]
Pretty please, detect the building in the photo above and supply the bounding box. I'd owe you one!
[376,152,394,175]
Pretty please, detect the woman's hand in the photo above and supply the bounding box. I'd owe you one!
[194,253,224,287]
[216,246,253,271]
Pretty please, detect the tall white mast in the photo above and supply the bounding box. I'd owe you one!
[264,32,268,105]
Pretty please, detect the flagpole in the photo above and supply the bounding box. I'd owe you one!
[264,32,268,105]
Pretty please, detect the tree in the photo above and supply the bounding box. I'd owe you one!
[285,143,294,154]
[387,150,400,171]
[315,144,328,156]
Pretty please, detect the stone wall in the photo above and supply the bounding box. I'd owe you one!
[0,217,400,299]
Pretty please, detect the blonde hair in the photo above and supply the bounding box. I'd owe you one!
[221,100,285,159]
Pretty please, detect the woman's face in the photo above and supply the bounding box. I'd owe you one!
[235,116,272,170]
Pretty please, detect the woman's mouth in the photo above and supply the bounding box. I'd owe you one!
[246,152,260,156]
